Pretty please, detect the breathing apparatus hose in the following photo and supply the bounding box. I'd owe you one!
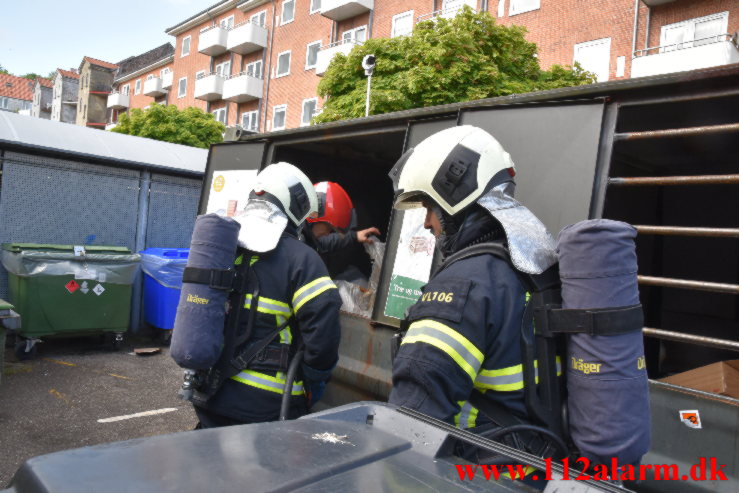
[279,345,305,421]
[484,424,570,460]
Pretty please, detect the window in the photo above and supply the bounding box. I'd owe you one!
[310,0,321,14]
[301,98,317,126]
[281,0,295,25]
[146,74,155,80]
[276,50,291,77]
[181,36,191,57]
[441,0,475,16]
[660,12,728,52]
[246,60,264,79]
[509,0,539,16]
[135,79,142,94]
[215,61,232,77]
[161,67,171,77]
[178,77,187,98]
[498,0,506,17]
[0,97,8,110]
[273,104,287,130]
[392,11,414,37]
[242,110,259,131]
[251,11,267,27]
[122,84,130,95]
[574,38,611,83]
[305,41,321,69]
[212,107,228,124]
[342,26,367,44]
[220,15,235,29]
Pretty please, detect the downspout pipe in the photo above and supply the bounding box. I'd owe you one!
[631,0,640,59]
[645,6,651,49]
[261,0,277,133]
[130,170,151,334]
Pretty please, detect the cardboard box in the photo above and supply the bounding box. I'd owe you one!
[661,360,739,399]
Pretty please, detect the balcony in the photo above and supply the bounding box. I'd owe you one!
[198,26,228,56]
[320,0,373,22]
[417,1,477,23]
[194,73,224,101]
[222,73,263,103]
[631,34,739,78]
[161,71,174,89]
[315,40,361,76]
[641,0,676,6]
[107,92,130,109]
[227,21,268,55]
[143,77,167,98]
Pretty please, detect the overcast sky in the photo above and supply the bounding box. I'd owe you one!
[0,0,217,76]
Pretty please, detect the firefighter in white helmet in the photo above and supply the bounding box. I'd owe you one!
[194,162,342,428]
[387,126,558,468]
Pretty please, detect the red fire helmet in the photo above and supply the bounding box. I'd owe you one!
[307,181,354,230]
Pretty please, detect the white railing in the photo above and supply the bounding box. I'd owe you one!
[633,33,735,57]
[417,5,477,23]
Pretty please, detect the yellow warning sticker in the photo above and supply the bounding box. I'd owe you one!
[213,175,225,192]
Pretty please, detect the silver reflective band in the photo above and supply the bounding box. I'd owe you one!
[232,370,304,395]
[404,322,483,380]
[292,277,336,312]
[244,295,292,316]
[457,401,477,429]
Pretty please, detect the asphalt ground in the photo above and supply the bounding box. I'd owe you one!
[0,333,197,488]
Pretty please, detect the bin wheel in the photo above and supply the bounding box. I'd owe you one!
[14,340,38,360]
[159,330,172,346]
[110,333,125,351]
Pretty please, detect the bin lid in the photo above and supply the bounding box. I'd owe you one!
[140,248,189,259]
[2,243,132,254]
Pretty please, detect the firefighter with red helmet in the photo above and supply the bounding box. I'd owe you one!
[305,181,380,283]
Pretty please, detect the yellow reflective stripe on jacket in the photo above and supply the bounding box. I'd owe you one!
[276,314,292,345]
[230,369,304,395]
[292,276,337,312]
[474,357,563,392]
[244,294,292,316]
[401,320,484,381]
[454,400,479,429]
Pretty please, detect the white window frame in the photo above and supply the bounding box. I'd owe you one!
[212,107,228,124]
[301,98,318,126]
[177,77,187,98]
[181,35,191,57]
[281,0,296,25]
[195,70,206,80]
[659,12,728,52]
[241,110,259,131]
[276,50,292,77]
[245,60,264,79]
[273,104,287,130]
[0,97,8,110]
[251,10,267,27]
[134,79,142,95]
[391,11,414,38]
[220,15,235,29]
[309,0,321,14]
[146,74,155,81]
[573,37,611,83]
[122,84,130,95]
[160,67,171,77]
[342,26,367,44]
[305,41,321,70]
[509,0,540,16]
[215,61,232,77]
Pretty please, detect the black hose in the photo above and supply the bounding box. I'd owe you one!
[484,424,570,460]
[279,347,304,421]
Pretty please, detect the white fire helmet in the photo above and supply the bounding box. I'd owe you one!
[236,162,318,252]
[389,125,516,216]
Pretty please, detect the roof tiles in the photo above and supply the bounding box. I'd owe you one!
[0,73,35,101]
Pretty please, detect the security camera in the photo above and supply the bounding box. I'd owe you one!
[362,54,376,75]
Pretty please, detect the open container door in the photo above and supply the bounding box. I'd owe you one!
[198,141,266,215]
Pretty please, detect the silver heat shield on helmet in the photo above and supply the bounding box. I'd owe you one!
[233,199,289,253]
[477,184,557,275]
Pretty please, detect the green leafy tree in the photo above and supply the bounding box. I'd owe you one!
[21,73,40,80]
[315,9,595,123]
[111,103,224,148]
[0,64,9,75]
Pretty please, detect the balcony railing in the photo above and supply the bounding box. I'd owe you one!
[320,0,373,22]
[161,72,174,89]
[632,34,739,78]
[199,25,228,56]
[223,72,263,103]
[315,39,362,76]
[194,73,224,101]
[143,77,167,98]
[417,3,477,23]
[106,92,130,109]
[226,20,268,55]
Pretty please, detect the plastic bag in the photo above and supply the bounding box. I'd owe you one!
[337,238,385,318]
[140,253,188,289]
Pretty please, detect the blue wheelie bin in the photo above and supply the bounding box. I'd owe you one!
[140,248,189,341]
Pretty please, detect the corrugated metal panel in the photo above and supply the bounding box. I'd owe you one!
[0,111,207,175]
[146,174,202,248]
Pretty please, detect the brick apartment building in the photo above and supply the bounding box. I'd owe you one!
[103,0,738,132]
[50,69,80,124]
[0,73,35,115]
[31,77,54,119]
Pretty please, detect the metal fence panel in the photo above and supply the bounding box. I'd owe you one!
[146,174,202,249]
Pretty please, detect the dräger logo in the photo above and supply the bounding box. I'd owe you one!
[571,357,602,375]
[187,293,209,305]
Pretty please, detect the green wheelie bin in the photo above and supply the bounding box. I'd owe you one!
[1,244,140,358]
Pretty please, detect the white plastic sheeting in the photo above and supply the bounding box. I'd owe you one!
[0,111,207,174]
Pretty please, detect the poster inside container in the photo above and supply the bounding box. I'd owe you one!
[384,208,436,319]
[206,170,259,216]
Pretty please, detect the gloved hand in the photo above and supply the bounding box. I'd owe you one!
[302,363,333,408]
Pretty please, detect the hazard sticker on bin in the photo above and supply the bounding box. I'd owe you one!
[679,410,701,429]
[93,283,105,296]
[80,281,90,295]
[65,280,79,294]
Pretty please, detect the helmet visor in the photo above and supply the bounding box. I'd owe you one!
[392,191,427,210]
[235,199,288,252]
